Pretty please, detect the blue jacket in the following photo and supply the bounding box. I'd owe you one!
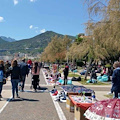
[111,67,120,92]
[20,62,29,76]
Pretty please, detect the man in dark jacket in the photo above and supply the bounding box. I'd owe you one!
[4,60,11,77]
[19,58,29,92]
[63,63,69,85]
[111,61,120,98]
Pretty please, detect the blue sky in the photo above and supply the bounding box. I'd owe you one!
[0,0,89,40]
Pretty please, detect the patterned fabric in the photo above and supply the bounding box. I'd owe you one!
[61,85,93,93]
[84,99,120,120]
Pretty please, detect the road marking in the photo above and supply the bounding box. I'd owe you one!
[42,69,67,120]
[42,69,49,85]
[0,97,12,114]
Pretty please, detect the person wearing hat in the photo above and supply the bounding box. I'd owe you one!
[19,58,29,92]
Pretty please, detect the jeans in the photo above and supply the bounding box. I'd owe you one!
[64,75,68,85]
[11,79,19,98]
[0,82,3,95]
[21,76,26,91]
[32,75,39,90]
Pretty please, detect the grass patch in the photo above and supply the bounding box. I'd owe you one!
[104,94,113,99]
[79,78,111,85]
[68,73,80,77]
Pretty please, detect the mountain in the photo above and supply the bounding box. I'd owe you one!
[0,36,16,42]
[0,31,75,55]
[0,37,8,44]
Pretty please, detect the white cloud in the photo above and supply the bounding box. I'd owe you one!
[30,0,36,2]
[0,17,4,22]
[13,0,18,5]
[29,25,33,29]
[40,29,46,33]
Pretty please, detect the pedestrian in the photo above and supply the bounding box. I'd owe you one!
[19,58,29,92]
[0,60,5,99]
[31,62,40,92]
[4,60,11,78]
[9,60,21,100]
[63,63,69,85]
[111,61,120,98]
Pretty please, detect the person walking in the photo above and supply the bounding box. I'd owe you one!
[9,60,21,100]
[4,60,11,78]
[111,61,120,98]
[63,63,69,85]
[31,62,40,92]
[19,58,29,92]
[0,60,5,99]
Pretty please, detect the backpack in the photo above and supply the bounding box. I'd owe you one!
[0,70,3,82]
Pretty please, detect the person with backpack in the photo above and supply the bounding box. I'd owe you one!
[31,62,40,92]
[0,60,5,99]
[19,58,29,92]
[9,60,21,100]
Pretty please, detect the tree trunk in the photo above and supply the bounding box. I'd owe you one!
[84,58,94,80]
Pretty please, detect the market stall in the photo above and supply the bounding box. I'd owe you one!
[69,95,94,120]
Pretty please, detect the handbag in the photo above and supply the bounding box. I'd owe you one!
[3,78,6,85]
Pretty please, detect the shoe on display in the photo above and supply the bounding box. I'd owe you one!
[62,97,66,100]
[53,91,58,96]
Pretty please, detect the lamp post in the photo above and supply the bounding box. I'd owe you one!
[67,45,69,63]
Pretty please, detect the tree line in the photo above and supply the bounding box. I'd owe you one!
[41,0,120,69]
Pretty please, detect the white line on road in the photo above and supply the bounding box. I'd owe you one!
[50,93,67,120]
[42,69,67,120]
[0,97,12,114]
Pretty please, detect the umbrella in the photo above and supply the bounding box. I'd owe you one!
[84,98,120,120]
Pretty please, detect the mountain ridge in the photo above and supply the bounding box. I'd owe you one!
[0,36,16,42]
[0,31,75,55]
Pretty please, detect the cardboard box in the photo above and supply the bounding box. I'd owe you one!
[74,105,87,120]
[66,97,74,112]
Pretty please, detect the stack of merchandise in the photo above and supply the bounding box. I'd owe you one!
[70,95,92,103]
[50,88,67,102]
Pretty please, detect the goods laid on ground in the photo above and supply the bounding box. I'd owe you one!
[43,68,72,85]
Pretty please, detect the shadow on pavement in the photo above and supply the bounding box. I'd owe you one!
[10,98,39,102]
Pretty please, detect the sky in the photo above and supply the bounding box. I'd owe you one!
[0,0,89,40]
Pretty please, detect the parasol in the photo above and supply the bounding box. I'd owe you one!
[84,98,120,120]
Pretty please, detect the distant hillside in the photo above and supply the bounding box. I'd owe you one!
[0,31,75,55]
[0,36,16,42]
[0,37,8,44]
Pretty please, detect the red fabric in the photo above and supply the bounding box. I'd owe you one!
[27,59,32,65]
[52,91,58,96]
[88,99,120,119]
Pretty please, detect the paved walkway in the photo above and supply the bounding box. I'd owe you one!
[0,69,112,120]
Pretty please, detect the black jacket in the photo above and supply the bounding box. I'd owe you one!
[10,66,21,79]
[20,62,29,76]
